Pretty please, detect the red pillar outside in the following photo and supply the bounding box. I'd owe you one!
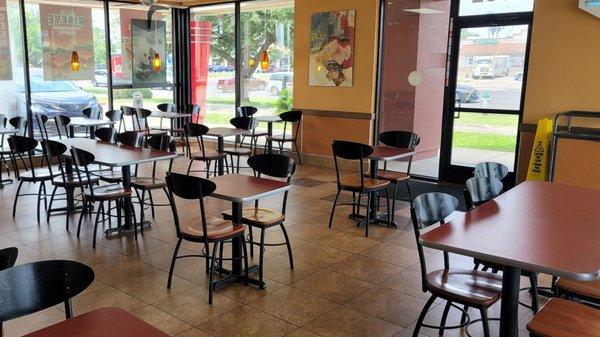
[190,21,212,123]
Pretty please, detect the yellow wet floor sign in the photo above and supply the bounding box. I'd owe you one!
[527,118,553,181]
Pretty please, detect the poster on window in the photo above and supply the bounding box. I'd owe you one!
[119,9,148,84]
[39,4,94,81]
[131,19,166,86]
[309,10,355,87]
[0,0,12,81]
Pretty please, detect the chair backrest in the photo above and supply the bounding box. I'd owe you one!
[157,103,177,112]
[105,109,123,123]
[182,104,201,115]
[82,106,102,119]
[0,247,18,271]
[9,116,27,136]
[474,162,509,181]
[135,108,152,131]
[185,123,209,157]
[54,114,71,139]
[41,139,68,183]
[94,127,115,143]
[165,172,216,244]
[465,177,503,207]
[279,110,302,140]
[115,131,141,147]
[331,140,373,190]
[70,147,97,198]
[229,116,257,130]
[8,135,38,180]
[411,192,459,291]
[0,260,94,323]
[378,131,420,150]
[120,106,136,132]
[147,134,176,152]
[237,106,258,117]
[248,153,296,179]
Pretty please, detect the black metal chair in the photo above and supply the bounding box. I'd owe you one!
[374,130,420,218]
[411,192,502,337]
[222,154,296,288]
[131,134,175,230]
[184,123,228,178]
[135,108,167,142]
[171,104,199,156]
[0,247,18,271]
[265,110,302,165]
[465,176,541,314]
[224,117,257,173]
[71,147,136,248]
[329,140,391,237]
[54,114,72,139]
[165,172,248,305]
[0,117,28,181]
[0,260,94,336]
[473,162,509,181]
[237,106,266,148]
[42,139,99,231]
[83,106,102,119]
[105,109,123,132]
[94,127,115,143]
[34,113,49,140]
[8,136,52,223]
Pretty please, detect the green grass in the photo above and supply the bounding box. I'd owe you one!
[453,131,516,152]
[454,112,519,127]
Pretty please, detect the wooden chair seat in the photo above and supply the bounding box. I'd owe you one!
[366,169,410,182]
[84,184,131,201]
[53,174,99,187]
[131,177,166,190]
[20,169,56,181]
[140,130,167,137]
[339,176,390,192]
[527,298,600,337]
[557,278,600,301]
[181,218,245,241]
[191,150,227,160]
[223,147,252,156]
[267,135,296,142]
[222,208,285,227]
[92,170,123,183]
[426,269,503,307]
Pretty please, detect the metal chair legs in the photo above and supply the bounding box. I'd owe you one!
[413,295,437,337]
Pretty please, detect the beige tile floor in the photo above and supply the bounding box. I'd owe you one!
[0,157,546,337]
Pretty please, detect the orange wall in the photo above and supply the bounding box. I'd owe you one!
[293,0,379,114]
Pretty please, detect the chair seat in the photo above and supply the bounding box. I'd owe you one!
[181,218,245,241]
[53,174,99,187]
[223,147,252,156]
[191,150,227,160]
[557,278,600,301]
[140,130,167,137]
[131,177,166,190]
[426,269,503,307]
[267,135,295,142]
[92,170,123,183]
[84,184,131,201]
[366,170,410,182]
[527,298,600,337]
[20,169,55,181]
[222,208,285,227]
[339,176,389,192]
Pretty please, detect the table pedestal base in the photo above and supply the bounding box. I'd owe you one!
[104,221,152,236]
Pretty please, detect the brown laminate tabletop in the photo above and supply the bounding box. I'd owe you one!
[151,111,192,119]
[210,174,290,203]
[369,147,415,161]
[24,308,169,337]
[68,117,115,127]
[58,138,178,167]
[206,127,252,138]
[420,181,600,281]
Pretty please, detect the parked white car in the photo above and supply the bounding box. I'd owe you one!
[266,72,293,96]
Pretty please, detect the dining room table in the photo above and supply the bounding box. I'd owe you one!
[206,127,252,175]
[151,110,191,135]
[58,138,178,235]
[209,173,291,289]
[419,181,600,337]
[23,308,169,337]
[253,115,282,153]
[67,117,115,139]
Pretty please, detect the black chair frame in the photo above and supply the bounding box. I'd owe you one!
[184,123,229,178]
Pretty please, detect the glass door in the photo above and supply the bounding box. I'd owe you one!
[439,1,533,185]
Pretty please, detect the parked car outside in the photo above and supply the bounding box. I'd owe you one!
[455,84,480,103]
[92,69,108,87]
[217,76,267,93]
[514,71,523,81]
[266,72,293,96]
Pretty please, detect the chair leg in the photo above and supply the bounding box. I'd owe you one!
[93,202,103,248]
[258,228,266,289]
[37,182,44,223]
[140,190,146,234]
[208,241,219,305]
[280,223,294,269]
[47,185,58,222]
[406,180,414,207]
[41,181,48,212]
[294,141,301,165]
[391,182,398,223]
[328,190,341,229]
[130,198,138,240]
[365,192,372,237]
[413,295,437,337]
[186,160,193,174]
[530,274,540,313]
[241,235,249,279]
[206,161,211,179]
[248,227,254,258]
[439,301,452,337]
[460,305,469,325]
[167,238,182,289]
[218,239,224,269]
[480,309,490,337]
[236,156,240,174]
[384,188,391,228]
[148,190,156,218]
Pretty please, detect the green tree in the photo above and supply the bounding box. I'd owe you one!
[93,27,106,66]
[275,88,292,114]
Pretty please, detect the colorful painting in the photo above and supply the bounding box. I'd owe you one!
[309,10,355,87]
[131,19,167,87]
[40,4,94,81]
[0,0,12,81]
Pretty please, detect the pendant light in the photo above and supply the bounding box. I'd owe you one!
[152,20,161,72]
[248,58,256,67]
[70,0,79,72]
[259,4,269,71]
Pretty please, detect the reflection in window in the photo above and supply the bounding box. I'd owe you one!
[459,0,534,16]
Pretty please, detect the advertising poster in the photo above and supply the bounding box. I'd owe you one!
[119,9,147,83]
[40,4,94,81]
[131,19,166,86]
[0,0,12,81]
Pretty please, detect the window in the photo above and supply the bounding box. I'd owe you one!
[459,0,534,16]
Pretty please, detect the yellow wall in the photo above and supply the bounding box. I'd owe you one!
[524,0,600,123]
[293,0,380,114]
